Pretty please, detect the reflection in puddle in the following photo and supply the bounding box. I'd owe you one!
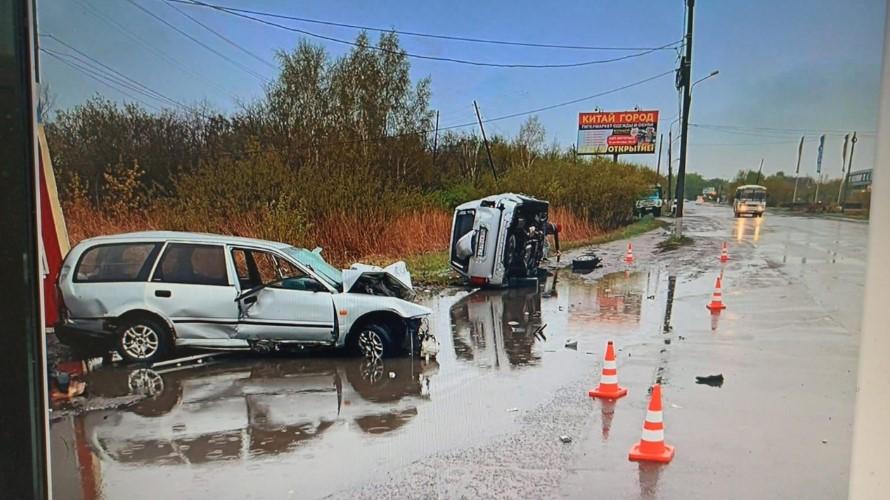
[567,271,646,328]
[450,284,545,368]
[662,275,677,333]
[735,216,764,243]
[638,462,664,500]
[51,356,437,497]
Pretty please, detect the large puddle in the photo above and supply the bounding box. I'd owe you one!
[50,269,667,499]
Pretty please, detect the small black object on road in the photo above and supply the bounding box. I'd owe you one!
[695,374,725,387]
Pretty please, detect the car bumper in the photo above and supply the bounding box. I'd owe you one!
[404,316,433,355]
[54,321,115,349]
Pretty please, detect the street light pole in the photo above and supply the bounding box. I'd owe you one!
[675,0,695,220]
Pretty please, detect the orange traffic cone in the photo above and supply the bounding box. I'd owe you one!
[720,241,729,262]
[629,383,675,463]
[589,341,628,399]
[705,275,727,311]
[625,242,635,264]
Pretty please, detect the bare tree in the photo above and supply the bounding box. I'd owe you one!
[515,115,545,169]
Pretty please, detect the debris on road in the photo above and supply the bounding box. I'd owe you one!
[571,254,602,273]
[695,374,725,387]
[506,408,519,413]
[564,338,578,349]
[559,435,573,444]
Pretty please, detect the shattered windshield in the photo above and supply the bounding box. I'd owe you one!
[283,247,343,290]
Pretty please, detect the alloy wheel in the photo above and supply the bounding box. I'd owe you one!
[122,324,160,360]
[357,329,385,359]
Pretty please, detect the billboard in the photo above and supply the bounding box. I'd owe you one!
[577,110,659,155]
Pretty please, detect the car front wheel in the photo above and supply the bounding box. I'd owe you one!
[117,317,171,364]
[354,323,397,359]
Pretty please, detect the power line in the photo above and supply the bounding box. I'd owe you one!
[73,0,236,98]
[176,0,681,69]
[225,68,677,158]
[444,68,675,127]
[40,34,191,111]
[168,0,678,52]
[162,0,277,71]
[40,49,162,112]
[122,0,272,82]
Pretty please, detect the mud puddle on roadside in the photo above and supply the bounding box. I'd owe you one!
[49,269,669,499]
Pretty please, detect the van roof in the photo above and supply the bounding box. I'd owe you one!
[79,231,294,250]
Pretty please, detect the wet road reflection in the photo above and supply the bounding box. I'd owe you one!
[566,271,646,328]
[735,215,764,243]
[51,356,437,497]
[449,285,545,368]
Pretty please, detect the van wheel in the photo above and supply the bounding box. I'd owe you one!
[117,317,171,364]
[354,324,397,359]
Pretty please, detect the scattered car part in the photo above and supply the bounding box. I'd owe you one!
[695,374,725,387]
[572,254,603,273]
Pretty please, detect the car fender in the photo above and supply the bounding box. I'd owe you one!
[104,302,177,337]
[332,293,431,345]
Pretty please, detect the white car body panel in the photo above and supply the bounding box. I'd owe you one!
[57,231,432,354]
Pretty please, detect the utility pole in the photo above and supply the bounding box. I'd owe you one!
[473,100,499,184]
[841,131,857,208]
[792,136,804,203]
[655,133,663,181]
[675,0,695,219]
[667,129,673,202]
[755,158,764,185]
[837,133,850,206]
[432,110,439,168]
[814,134,825,204]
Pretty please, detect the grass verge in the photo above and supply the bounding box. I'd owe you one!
[407,217,668,287]
[656,234,695,252]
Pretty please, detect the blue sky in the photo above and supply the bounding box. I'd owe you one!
[38,0,886,179]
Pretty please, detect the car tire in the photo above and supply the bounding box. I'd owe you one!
[654,207,662,217]
[353,323,398,359]
[116,316,172,364]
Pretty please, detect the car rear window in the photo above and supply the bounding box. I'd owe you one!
[75,243,161,282]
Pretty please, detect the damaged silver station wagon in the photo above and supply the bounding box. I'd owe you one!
[55,232,434,363]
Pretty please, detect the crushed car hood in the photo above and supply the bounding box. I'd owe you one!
[342,261,415,300]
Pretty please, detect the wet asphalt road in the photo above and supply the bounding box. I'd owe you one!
[49,205,866,499]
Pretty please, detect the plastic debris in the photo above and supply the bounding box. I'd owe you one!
[559,435,573,443]
[564,338,578,349]
[695,374,724,387]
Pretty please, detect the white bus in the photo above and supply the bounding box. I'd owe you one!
[734,184,767,217]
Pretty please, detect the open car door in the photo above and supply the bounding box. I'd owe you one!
[231,247,337,344]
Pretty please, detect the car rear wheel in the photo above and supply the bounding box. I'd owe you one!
[355,323,397,359]
[117,317,171,364]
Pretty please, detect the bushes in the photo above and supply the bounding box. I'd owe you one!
[52,31,657,267]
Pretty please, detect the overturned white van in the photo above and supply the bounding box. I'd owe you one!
[449,193,559,287]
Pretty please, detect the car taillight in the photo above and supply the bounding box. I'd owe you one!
[469,276,489,286]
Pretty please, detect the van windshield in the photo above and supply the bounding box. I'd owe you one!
[737,189,766,201]
[283,247,343,290]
